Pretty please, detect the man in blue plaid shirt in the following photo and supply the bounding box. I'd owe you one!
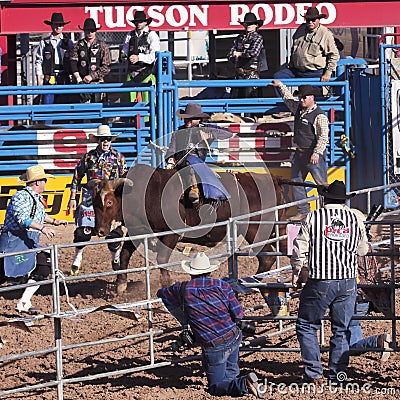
[157,252,264,398]
[0,165,68,314]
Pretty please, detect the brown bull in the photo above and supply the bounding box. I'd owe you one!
[88,164,287,293]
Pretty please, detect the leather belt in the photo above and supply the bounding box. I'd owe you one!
[236,67,253,74]
[296,147,312,153]
[202,326,238,348]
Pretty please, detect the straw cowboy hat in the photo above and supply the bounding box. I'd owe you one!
[293,85,321,98]
[130,10,152,25]
[317,180,355,200]
[176,103,210,120]
[44,12,70,26]
[18,165,55,184]
[89,125,120,142]
[240,12,264,28]
[78,18,101,31]
[181,252,220,275]
[302,6,327,20]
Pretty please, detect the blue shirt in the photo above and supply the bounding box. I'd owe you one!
[157,277,243,344]
[3,186,46,232]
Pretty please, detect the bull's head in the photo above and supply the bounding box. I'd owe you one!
[87,178,133,237]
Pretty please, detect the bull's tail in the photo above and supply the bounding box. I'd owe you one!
[275,176,328,189]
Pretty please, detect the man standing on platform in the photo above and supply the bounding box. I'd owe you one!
[70,18,111,103]
[271,80,329,220]
[35,12,73,104]
[120,10,160,103]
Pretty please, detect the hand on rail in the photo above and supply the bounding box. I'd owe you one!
[270,80,281,87]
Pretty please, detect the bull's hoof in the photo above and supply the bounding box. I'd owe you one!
[160,274,172,288]
[69,265,80,276]
[116,277,127,294]
[112,259,120,271]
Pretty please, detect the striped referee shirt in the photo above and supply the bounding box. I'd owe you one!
[291,204,369,279]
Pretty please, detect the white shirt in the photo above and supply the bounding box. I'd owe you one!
[35,33,70,76]
[121,26,160,65]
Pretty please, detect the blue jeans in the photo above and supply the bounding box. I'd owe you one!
[273,67,324,96]
[297,278,357,381]
[349,301,378,352]
[202,329,248,396]
[291,149,327,214]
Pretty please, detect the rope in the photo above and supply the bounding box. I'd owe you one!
[56,270,78,314]
[149,140,168,154]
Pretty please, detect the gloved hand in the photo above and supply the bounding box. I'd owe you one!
[166,162,175,170]
[166,158,176,169]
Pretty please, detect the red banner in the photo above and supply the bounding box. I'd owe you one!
[1,2,399,33]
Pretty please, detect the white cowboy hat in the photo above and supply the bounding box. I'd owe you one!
[181,252,220,275]
[89,125,120,142]
[18,165,55,184]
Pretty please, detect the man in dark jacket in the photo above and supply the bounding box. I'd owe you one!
[166,103,232,204]
[120,10,160,103]
[35,12,73,104]
[228,12,267,98]
[70,18,111,103]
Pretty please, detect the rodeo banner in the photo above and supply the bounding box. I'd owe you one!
[0,2,399,34]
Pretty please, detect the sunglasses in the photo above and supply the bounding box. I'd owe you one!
[306,18,318,22]
[99,136,112,142]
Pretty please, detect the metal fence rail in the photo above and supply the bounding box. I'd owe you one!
[0,183,399,399]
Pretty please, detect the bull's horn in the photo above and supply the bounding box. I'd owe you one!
[87,179,103,190]
[109,178,133,190]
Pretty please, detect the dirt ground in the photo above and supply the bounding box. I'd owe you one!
[0,224,399,400]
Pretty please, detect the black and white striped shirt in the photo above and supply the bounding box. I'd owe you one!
[291,204,369,280]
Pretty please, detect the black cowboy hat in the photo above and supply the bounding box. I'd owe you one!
[240,12,263,28]
[176,103,210,120]
[293,85,321,98]
[302,6,327,20]
[317,180,355,200]
[78,18,101,31]
[130,10,152,25]
[44,12,70,26]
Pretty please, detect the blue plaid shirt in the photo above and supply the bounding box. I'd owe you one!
[157,277,243,344]
[3,186,46,232]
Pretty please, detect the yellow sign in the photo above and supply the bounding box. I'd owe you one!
[0,176,80,222]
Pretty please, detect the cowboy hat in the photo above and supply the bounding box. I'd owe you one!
[293,85,321,98]
[89,125,120,142]
[18,165,55,184]
[240,12,264,28]
[302,6,327,20]
[181,252,220,275]
[44,12,70,26]
[317,180,355,200]
[78,18,101,31]
[176,103,210,120]
[130,10,152,25]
